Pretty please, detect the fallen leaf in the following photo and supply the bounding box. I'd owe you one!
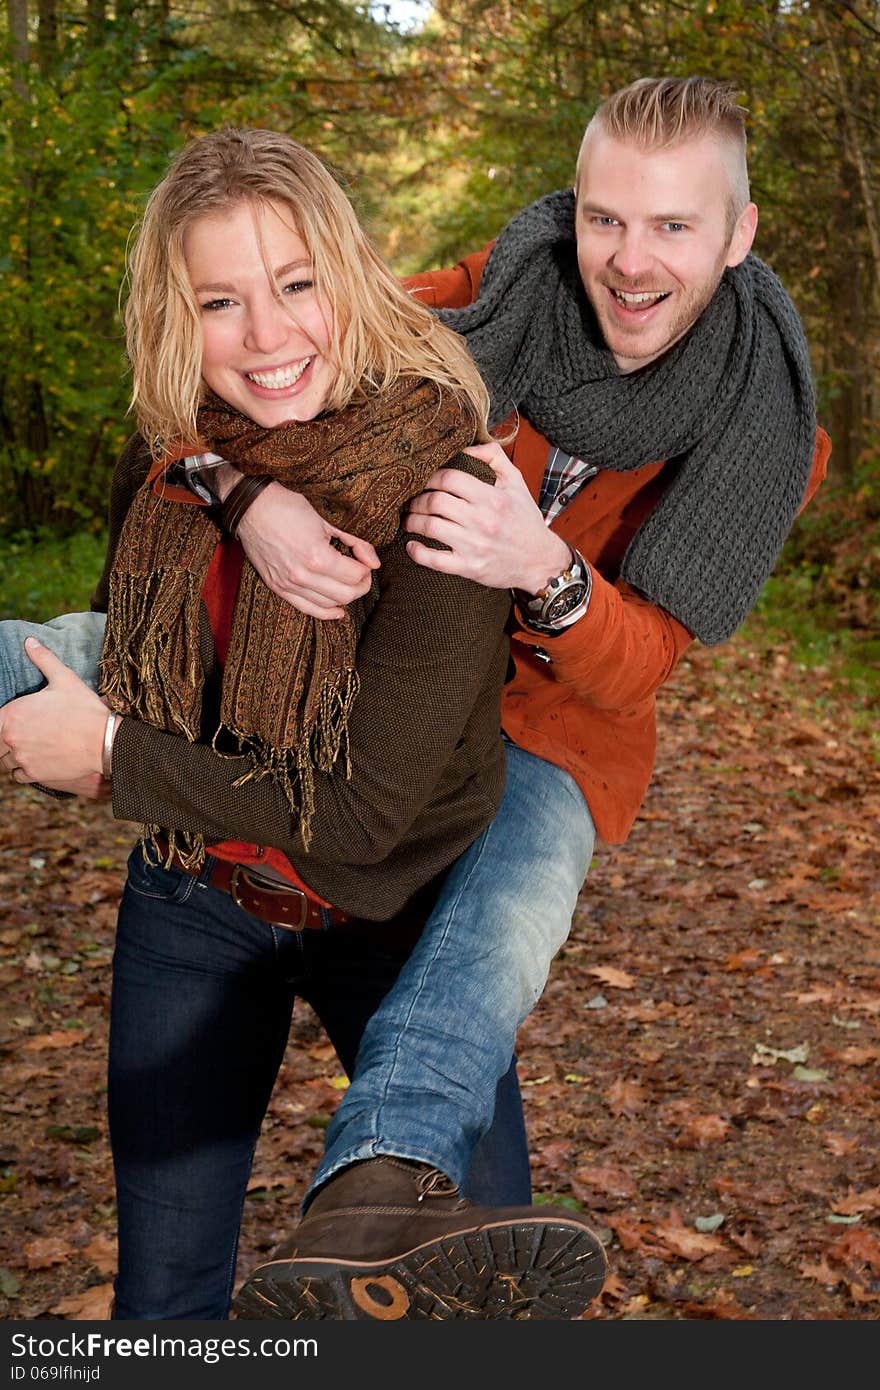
[570,1165,638,1201]
[653,1222,726,1261]
[800,1256,839,1285]
[595,1271,628,1302]
[827,1230,880,1272]
[24,1236,72,1270]
[605,1076,646,1116]
[50,1283,114,1320]
[752,1041,809,1065]
[824,1133,860,1157]
[678,1114,731,1148]
[606,1216,669,1260]
[724,949,765,972]
[849,1282,880,1305]
[587,965,635,989]
[246,1173,298,1193]
[826,1046,880,1067]
[82,1234,117,1276]
[831,1188,880,1217]
[24,1030,89,1052]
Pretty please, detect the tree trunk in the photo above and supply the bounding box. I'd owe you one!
[6,0,29,99]
[37,0,56,74]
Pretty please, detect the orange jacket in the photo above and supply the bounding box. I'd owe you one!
[407,249,831,843]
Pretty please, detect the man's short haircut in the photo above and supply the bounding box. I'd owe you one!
[578,76,751,223]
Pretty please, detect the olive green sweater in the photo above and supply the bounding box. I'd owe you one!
[92,437,510,920]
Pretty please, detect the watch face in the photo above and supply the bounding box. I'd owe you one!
[544,582,588,623]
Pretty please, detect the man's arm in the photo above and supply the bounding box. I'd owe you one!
[210,463,380,620]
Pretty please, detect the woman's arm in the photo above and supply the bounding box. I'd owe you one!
[110,524,510,867]
[7,445,510,877]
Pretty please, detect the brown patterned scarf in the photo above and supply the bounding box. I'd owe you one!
[101,377,477,856]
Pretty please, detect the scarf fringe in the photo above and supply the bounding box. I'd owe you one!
[101,570,204,742]
[229,669,360,851]
[140,825,208,872]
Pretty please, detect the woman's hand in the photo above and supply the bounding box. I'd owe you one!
[0,639,111,799]
[237,482,380,619]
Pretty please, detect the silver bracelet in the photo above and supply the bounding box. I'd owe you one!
[101,711,118,781]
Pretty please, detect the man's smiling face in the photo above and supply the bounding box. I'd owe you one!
[575,129,757,373]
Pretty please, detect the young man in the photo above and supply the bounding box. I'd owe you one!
[2,78,829,1319]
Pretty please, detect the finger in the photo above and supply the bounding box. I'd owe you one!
[404,492,472,527]
[463,442,513,473]
[412,467,493,507]
[329,528,380,569]
[404,539,467,575]
[293,600,347,621]
[271,569,373,609]
[22,637,75,683]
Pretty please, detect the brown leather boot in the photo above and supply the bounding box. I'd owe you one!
[233,1156,607,1320]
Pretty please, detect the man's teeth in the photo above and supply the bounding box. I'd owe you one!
[612,289,669,307]
[247,359,312,389]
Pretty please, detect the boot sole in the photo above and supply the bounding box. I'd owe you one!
[233,1216,607,1320]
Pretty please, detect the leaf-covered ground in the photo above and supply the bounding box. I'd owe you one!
[1,625,877,1321]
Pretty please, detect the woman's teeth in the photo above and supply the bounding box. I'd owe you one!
[247,359,312,389]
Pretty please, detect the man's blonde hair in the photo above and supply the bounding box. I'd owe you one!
[577,76,751,223]
[125,127,490,451]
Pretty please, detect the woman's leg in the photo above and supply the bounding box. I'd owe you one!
[109,847,305,1319]
[308,743,595,1198]
[0,612,105,704]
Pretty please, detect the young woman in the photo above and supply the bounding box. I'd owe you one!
[0,128,606,1321]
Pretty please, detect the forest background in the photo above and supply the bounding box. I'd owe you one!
[0,0,879,688]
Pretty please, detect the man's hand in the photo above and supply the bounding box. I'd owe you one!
[404,442,571,594]
[237,482,380,620]
[0,640,110,799]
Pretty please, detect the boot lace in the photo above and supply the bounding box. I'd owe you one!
[416,1167,461,1202]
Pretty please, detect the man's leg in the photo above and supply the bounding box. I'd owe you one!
[233,744,606,1320]
[300,917,532,1206]
[0,612,105,704]
[311,742,595,1194]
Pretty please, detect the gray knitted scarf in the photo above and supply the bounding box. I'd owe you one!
[440,189,817,645]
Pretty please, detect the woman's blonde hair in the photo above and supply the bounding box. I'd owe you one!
[124,127,490,450]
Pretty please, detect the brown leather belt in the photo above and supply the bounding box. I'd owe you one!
[156,838,351,932]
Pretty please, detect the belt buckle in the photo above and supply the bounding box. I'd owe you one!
[229,864,310,930]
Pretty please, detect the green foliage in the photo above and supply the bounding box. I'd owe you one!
[0,1,410,536]
[752,573,879,716]
[0,530,107,621]
[1,9,234,533]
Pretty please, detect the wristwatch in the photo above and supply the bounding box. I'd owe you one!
[514,544,592,636]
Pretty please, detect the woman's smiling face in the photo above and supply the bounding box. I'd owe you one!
[185,198,336,426]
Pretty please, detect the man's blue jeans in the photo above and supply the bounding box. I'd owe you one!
[310,740,595,1200]
[109,845,533,1319]
[0,612,104,704]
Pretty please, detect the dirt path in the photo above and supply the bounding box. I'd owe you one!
[1,621,877,1320]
